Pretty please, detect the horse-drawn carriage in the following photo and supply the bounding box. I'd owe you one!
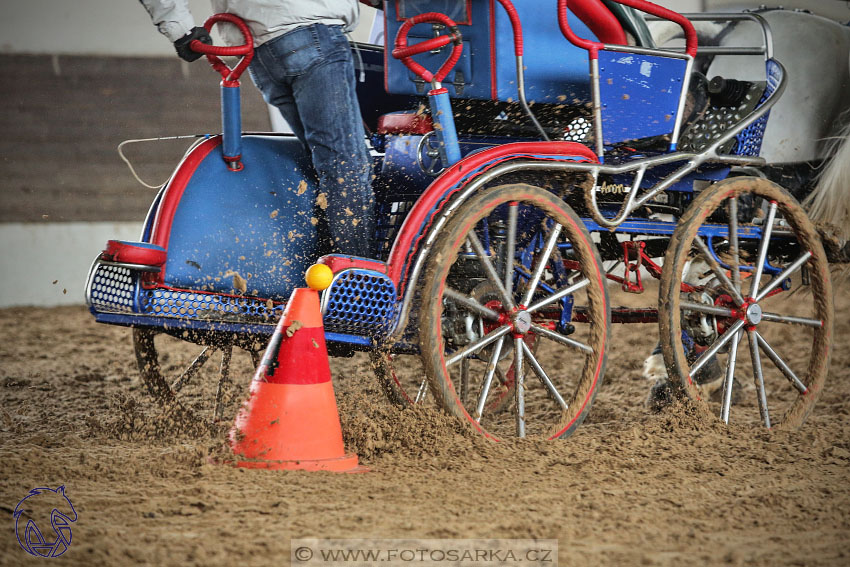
[87,0,848,439]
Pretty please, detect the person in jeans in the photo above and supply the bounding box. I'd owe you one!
[140,0,379,258]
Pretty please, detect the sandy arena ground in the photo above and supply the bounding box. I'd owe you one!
[1,280,848,566]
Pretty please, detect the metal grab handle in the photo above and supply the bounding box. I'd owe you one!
[558,0,697,57]
[392,12,463,85]
[190,13,254,85]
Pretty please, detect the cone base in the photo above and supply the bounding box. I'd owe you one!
[233,452,366,472]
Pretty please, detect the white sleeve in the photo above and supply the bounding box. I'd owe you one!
[139,0,197,43]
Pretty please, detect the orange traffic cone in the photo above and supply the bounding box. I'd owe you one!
[228,265,364,472]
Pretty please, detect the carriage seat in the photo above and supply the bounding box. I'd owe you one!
[379,0,649,138]
[383,0,630,105]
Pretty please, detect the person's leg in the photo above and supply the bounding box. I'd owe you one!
[249,24,374,257]
[248,42,305,148]
[289,25,374,257]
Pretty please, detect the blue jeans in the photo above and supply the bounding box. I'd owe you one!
[249,24,374,258]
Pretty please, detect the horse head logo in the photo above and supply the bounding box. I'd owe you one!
[13,486,78,557]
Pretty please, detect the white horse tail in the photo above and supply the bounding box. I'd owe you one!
[803,117,850,259]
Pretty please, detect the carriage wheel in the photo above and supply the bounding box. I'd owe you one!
[659,177,833,429]
[419,184,609,439]
[133,328,263,422]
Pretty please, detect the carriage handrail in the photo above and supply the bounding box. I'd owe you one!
[558,0,698,159]
[584,57,787,228]
[558,0,698,57]
[645,12,774,60]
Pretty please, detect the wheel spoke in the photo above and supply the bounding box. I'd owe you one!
[754,251,812,302]
[530,323,593,354]
[495,364,508,386]
[171,346,214,392]
[520,340,568,410]
[250,349,262,369]
[460,357,471,404]
[689,319,746,376]
[415,378,429,403]
[514,337,526,438]
[526,278,590,314]
[213,345,233,423]
[504,203,518,299]
[749,201,778,298]
[474,336,505,421]
[760,311,823,328]
[720,330,742,424]
[693,236,744,305]
[755,332,808,394]
[522,223,563,307]
[747,330,771,428]
[467,231,515,310]
[444,286,500,320]
[729,196,741,291]
[680,300,734,318]
[447,325,512,367]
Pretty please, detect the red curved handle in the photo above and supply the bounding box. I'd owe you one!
[494,0,523,56]
[392,12,463,85]
[190,13,254,84]
[558,0,697,58]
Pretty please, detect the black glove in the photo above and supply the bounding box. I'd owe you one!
[174,26,212,62]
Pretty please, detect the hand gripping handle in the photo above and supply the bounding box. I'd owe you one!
[391,12,463,85]
[190,13,255,84]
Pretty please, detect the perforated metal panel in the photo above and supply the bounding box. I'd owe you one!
[733,60,781,157]
[680,60,781,157]
[322,269,397,337]
[87,262,137,312]
[142,288,282,321]
[562,117,592,143]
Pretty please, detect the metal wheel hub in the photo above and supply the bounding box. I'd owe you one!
[745,302,763,325]
[512,310,532,335]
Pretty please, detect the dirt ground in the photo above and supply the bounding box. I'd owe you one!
[1,281,848,566]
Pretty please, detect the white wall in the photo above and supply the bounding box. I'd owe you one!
[0,0,378,56]
[0,223,144,307]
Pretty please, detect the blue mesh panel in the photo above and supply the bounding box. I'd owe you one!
[88,263,138,312]
[733,59,781,157]
[141,289,282,321]
[322,269,397,337]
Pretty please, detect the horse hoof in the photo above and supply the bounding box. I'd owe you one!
[645,378,674,413]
